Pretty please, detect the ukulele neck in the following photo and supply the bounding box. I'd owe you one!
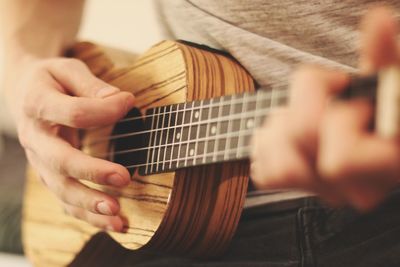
[110,75,377,176]
[139,89,287,175]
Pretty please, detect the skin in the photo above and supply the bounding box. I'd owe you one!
[1,0,134,232]
[251,7,400,212]
[1,1,399,231]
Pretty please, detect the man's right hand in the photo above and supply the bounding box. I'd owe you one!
[13,57,135,232]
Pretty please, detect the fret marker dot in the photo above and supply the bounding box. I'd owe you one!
[194,111,199,119]
[211,126,217,135]
[176,132,181,140]
[189,148,194,156]
[246,119,254,129]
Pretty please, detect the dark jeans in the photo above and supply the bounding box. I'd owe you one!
[108,192,400,267]
[4,193,400,266]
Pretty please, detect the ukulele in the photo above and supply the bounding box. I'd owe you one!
[22,40,391,267]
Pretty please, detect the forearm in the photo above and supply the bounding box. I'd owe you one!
[1,0,85,108]
[1,0,85,61]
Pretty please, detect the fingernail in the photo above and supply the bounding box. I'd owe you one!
[96,201,113,216]
[106,174,128,187]
[96,86,119,98]
[125,94,136,111]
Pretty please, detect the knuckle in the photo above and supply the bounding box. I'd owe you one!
[319,157,350,183]
[67,104,87,127]
[55,151,74,175]
[22,91,45,119]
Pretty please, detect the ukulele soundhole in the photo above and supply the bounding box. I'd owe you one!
[109,108,148,175]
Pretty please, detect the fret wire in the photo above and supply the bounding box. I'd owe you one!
[254,90,263,128]
[183,102,194,167]
[224,95,236,160]
[176,102,187,168]
[271,88,278,108]
[88,106,278,146]
[115,89,288,124]
[93,124,258,158]
[151,106,161,173]
[90,90,288,141]
[203,98,213,164]
[193,100,203,165]
[236,93,249,158]
[145,109,156,174]
[162,105,172,171]
[169,105,178,170]
[156,106,166,172]
[128,145,252,170]
[212,96,224,161]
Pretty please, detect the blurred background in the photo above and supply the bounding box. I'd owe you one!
[0,0,165,266]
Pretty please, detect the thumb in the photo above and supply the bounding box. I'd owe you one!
[48,58,130,99]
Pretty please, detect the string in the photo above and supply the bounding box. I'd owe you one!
[123,145,251,170]
[87,100,284,147]
[92,119,258,158]
[91,89,289,133]
[119,89,287,123]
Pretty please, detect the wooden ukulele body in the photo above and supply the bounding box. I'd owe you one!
[23,41,255,267]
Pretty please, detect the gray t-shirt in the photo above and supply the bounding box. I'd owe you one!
[156,0,400,206]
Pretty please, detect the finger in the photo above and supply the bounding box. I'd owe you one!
[30,125,130,187]
[289,66,349,153]
[251,110,318,190]
[319,99,400,180]
[46,58,120,98]
[64,204,124,232]
[359,7,400,73]
[24,82,135,128]
[28,146,122,216]
[318,100,400,210]
[41,169,121,216]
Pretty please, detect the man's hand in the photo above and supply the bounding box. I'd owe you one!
[251,7,400,211]
[15,58,135,231]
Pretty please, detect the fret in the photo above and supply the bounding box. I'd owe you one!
[149,108,160,172]
[224,95,236,160]
[176,102,187,168]
[166,104,177,170]
[172,103,185,168]
[184,102,195,167]
[145,108,157,174]
[212,97,224,162]
[236,95,249,158]
[256,90,270,126]
[156,106,166,172]
[271,89,279,108]
[151,107,161,173]
[193,100,203,165]
[202,98,213,164]
[160,105,171,171]
[198,100,209,139]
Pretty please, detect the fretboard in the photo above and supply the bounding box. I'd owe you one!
[139,89,287,175]
[109,75,377,176]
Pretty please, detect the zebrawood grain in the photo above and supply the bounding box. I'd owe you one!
[23,40,255,267]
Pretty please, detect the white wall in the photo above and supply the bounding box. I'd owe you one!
[0,0,166,136]
[80,0,166,53]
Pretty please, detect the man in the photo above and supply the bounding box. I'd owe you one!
[2,0,400,266]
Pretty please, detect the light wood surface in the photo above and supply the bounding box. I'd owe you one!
[23,41,255,267]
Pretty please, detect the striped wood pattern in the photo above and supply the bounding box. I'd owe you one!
[23,40,255,267]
